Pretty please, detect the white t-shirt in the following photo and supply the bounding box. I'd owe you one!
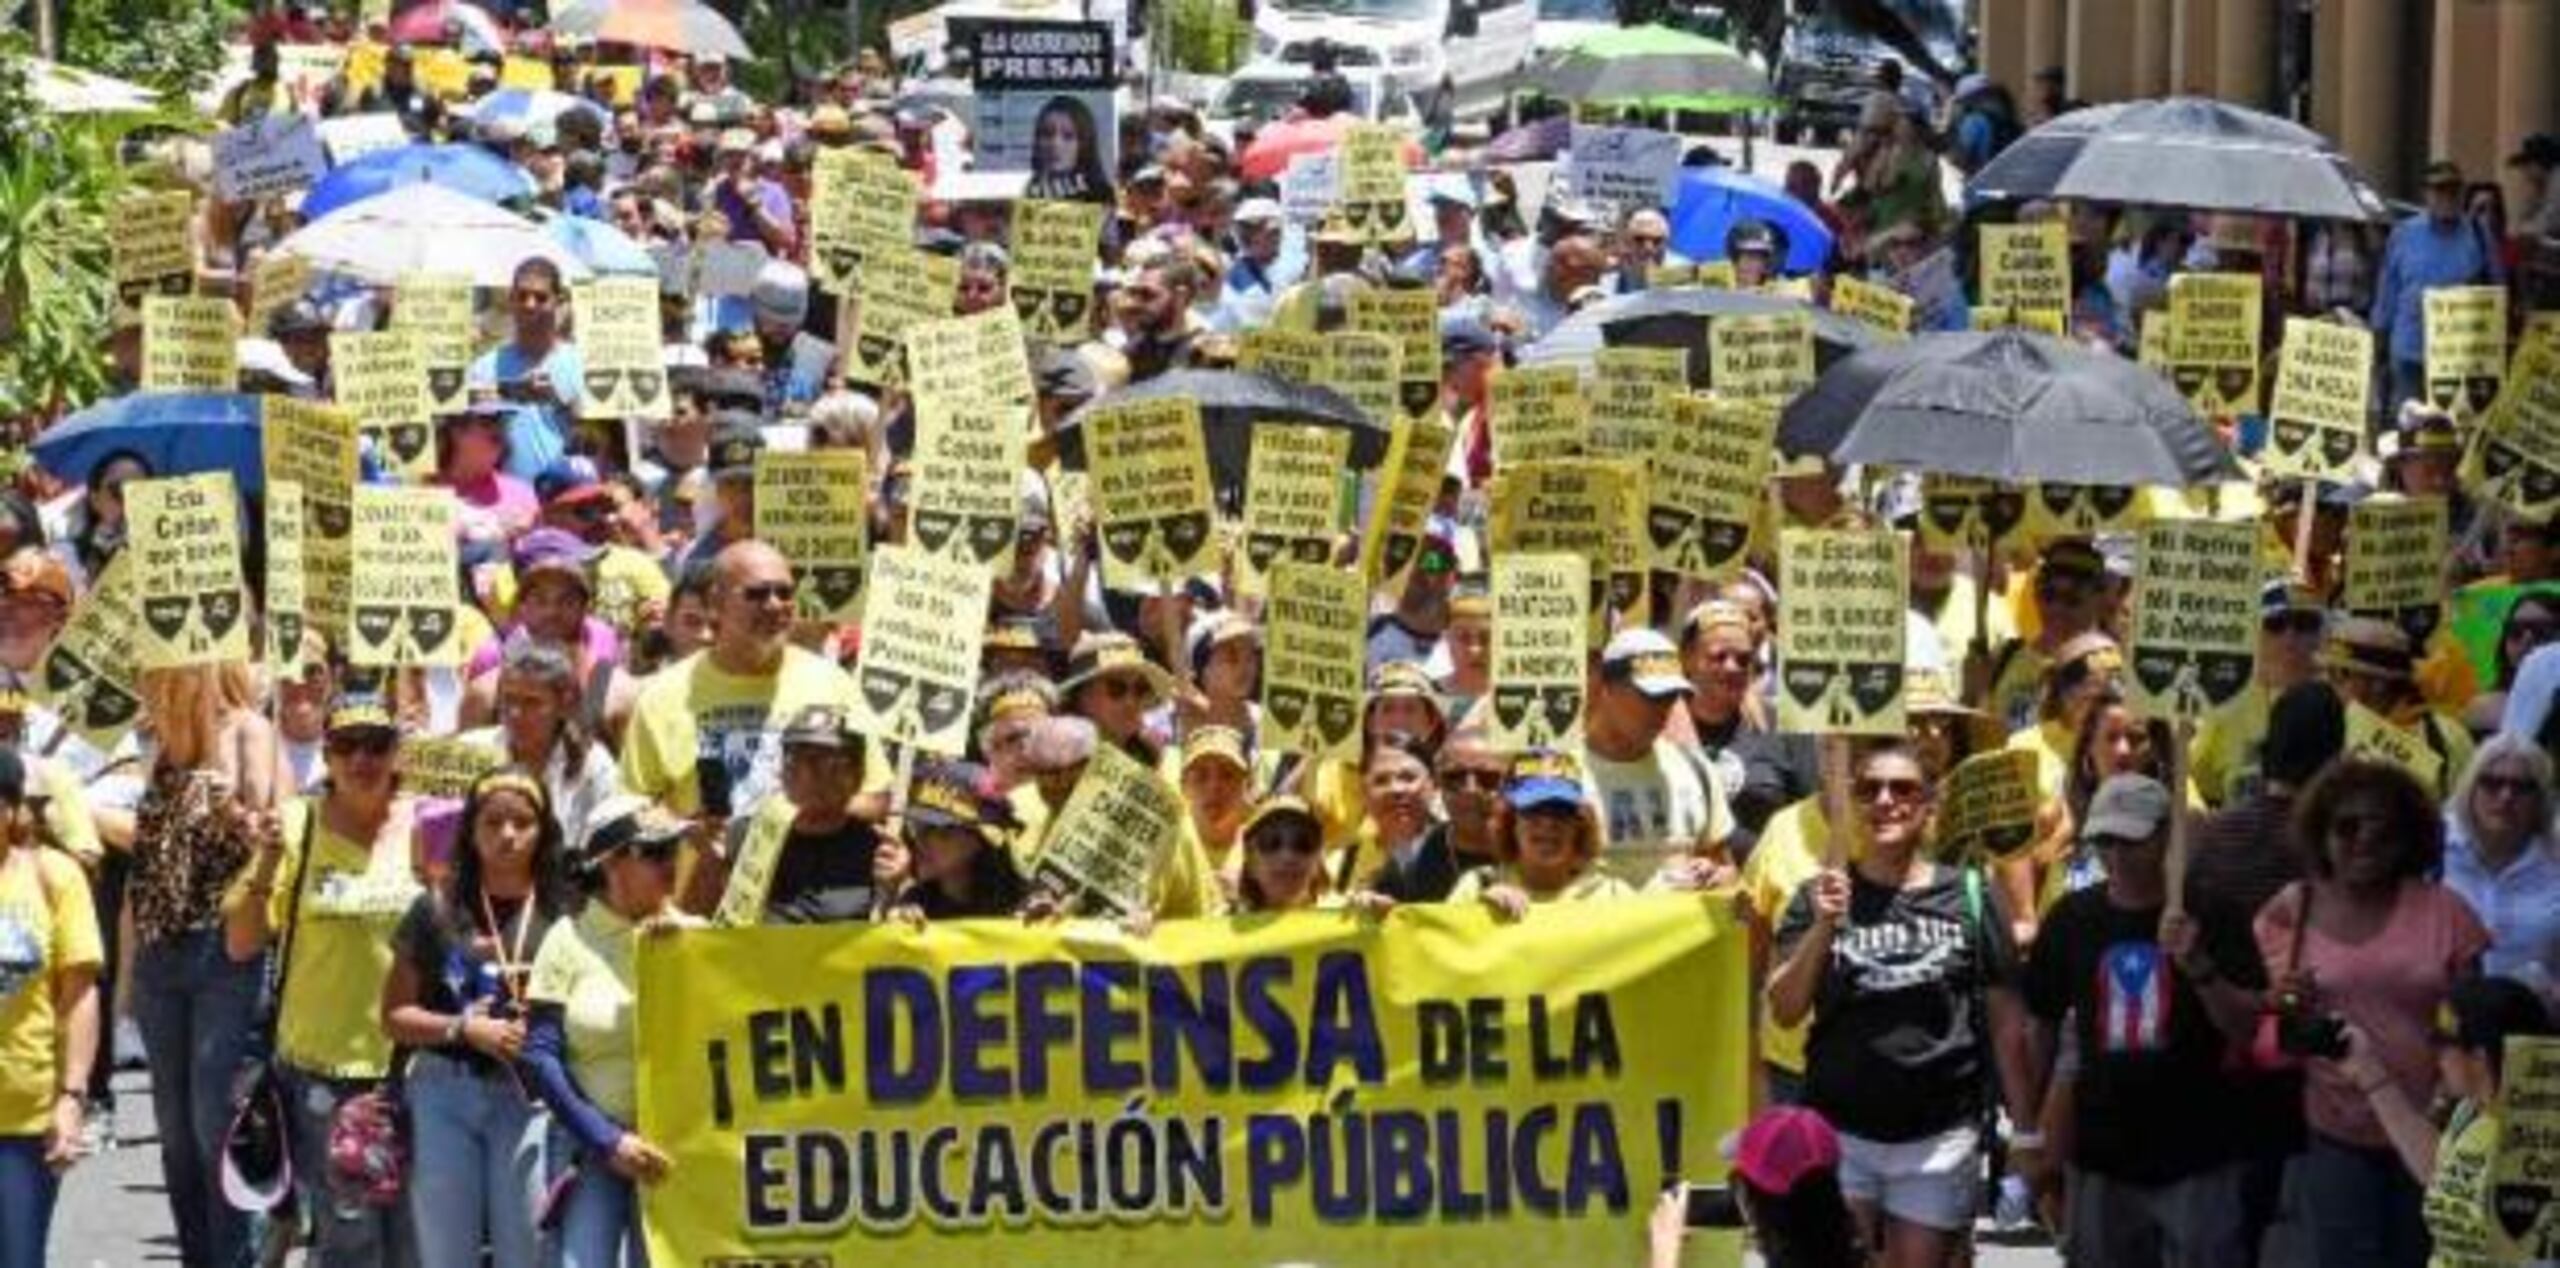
[1578,735,1734,883]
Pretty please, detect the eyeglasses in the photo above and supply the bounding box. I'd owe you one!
[739,581,796,605]
[1418,548,1456,576]
[328,732,397,758]
[1440,767,1504,792]
[1628,233,1667,247]
[626,836,683,865]
[1853,777,1927,805]
[2475,774,2539,800]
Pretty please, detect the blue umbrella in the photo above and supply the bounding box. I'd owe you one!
[545,212,659,276]
[35,392,269,496]
[466,88,610,134]
[1666,165,1834,276]
[299,143,536,220]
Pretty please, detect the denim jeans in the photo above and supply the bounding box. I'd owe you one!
[0,1136,59,1268]
[280,1066,416,1268]
[130,927,261,1268]
[405,1051,546,1268]
[547,1122,647,1268]
[2294,1132,2429,1268]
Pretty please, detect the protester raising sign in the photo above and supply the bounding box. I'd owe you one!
[1085,396,1218,588]
[1560,125,1682,221]
[2425,285,2507,419]
[2262,317,2372,480]
[754,450,869,622]
[1777,530,1907,735]
[36,555,143,750]
[126,472,250,670]
[2124,519,2258,721]
[348,485,462,667]
[140,296,240,392]
[1647,395,1771,582]
[2344,498,2449,645]
[1261,563,1367,762]
[1238,426,1350,598]
[2167,272,2262,416]
[1023,741,1183,917]
[1490,553,1589,752]
[845,546,992,756]
[211,112,327,203]
[1976,221,2070,334]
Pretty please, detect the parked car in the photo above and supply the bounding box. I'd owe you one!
[1251,0,1535,129]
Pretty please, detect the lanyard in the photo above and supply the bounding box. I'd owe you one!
[478,889,537,1002]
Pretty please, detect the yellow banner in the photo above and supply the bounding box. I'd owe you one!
[265,485,304,677]
[1088,397,1217,588]
[1239,425,1350,598]
[1777,530,1908,735]
[905,308,1035,410]
[909,393,1027,569]
[1490,552,1589,751]
[1490,364,1586,465]
[2125,519,2258,721]
[37,555,143,749]
[1347,287,1441,421]
[1337,123,1411,243]
[1262,562,1366,761]
[2343,701,2445,792]
[112,190,194,325]
[2488,1035,2560,1263]
[810,149,919,289]
[637,898,1747,1266]
[1936,748,2040,862]
[247,251,313,342]
[1358,414,1453,592]
[498,55,553,91]
[1707,313,1814,407]
[1589,346,1686,459]
[348,485,461,667]
[1647,396,1770,581]
[128,472,250,670]
[394,273,476,415]
[1317,331,1400,430]
[332,330,437,481]
[2167,272,2261,416]
[850,247,957,387]
[1917,476,2026,552]
[2343,498,2447,616]
[2425,285,2507,420]
[580,276,670,420]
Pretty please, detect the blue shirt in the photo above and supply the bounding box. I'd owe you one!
[2440,820,2560,993]
[2369,215,2500,364]
[465,341,586,481]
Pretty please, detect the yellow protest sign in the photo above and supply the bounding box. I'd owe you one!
[348,485,461,667]
[397,736,507,798]
[140,296,240,392]
[580,276,670,420]
[261,396,358,641]
[2487,1035,2560,1262]
[265,484,305,677]
[332,330,437,481]
[112,190,193,324]
[2468,336,2560,523]
[1918,476,2027,552]
[849,246,956,387]
[1237,329,1325,383]
[2168,272,2262,415]
[1262,562,1367,761]
[1239,426,1351,597]
[1650,261,1697,287]
[497,55,553,90]
[1708,313,1815,407]
[846,546,991,756]
[909,393,1027,568]
[247,251,313,341]
[1971,302,2066,336]
[36,555,144,749]
[2124,519,2258,720]
[1318,331,1401,429]
[1087,396,1218,588]
[127,472,251,670]
[2026,482,2146,540]
[1489,459,1637,631]
[1936,748,2041,862]
[1023,741,1184,916]
[1777,530,1907,735]
[1490,364,1586,465]
[1829,273,1912,339]
[2138,309,2173,373]
[810,148,919,288]
[905,307,1035,410]
[633,896,1747,1268]
[1690,259,1738,290]
[2345,498,2447,619]
[1337,122,1411,243]
[589,65,642,106]
[2425,286,2507,419]
[1358,414,1454,591]
[1490,552,1590,752]
[1978,221,2070,333]
[2262,317,2372,480]
[754,450,869,622]
[1010,199,1105,344]
[1347,287,1441,421]
[412,47,472,99]
[394,273,476,414]
[1648,396,1772,581]
[2343,700,2445,792]
[1589,346,1685,458]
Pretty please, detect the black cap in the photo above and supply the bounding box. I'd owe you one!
[2261,681,2345,787]
[707,411,764,479]
[2432,976,2554,1054]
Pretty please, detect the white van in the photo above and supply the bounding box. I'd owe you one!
[1250,0,1535,129]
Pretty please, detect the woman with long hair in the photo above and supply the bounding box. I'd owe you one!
[0,748,101,1268]
[2043,686,2175,907]
[2438,734,2560,990]
[881,760,1030,922]
[2464,592,2560,733]
[1027,94,1112,203]
[379,766,570,1268]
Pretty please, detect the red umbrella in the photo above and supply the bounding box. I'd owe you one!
[386,0,505,51]
[1237,114,1423,183]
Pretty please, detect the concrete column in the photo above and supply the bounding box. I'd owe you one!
[2130,0,2174,99]
[2022,0,2067,85]
[2170,0,2217,98]
[2494,0,2558,213]
[1980,0,2029,97]
[2309,0,2345,145]
[2331,0,2408,195]
[2430,0,2500,181]
[2211,0,2272,110]
[2066,0,2136,104]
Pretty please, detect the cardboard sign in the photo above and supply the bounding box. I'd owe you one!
[1919,475,2027,552]
[2468,336,2560,523]
[1589,346,1685,458]
[909,393,1027,569]
[1561,124,1681,219]
[1086,396,1217,587]
[962,19,1117,200]
[1489,364,1586,465]
[247,250,313,340]
[809,148,919,288]
[140,296,239,392]
[1777,530,1907,735]
[1489,553,1589,752]
[1691,259,1739,290]
[2344,498,2448,618]
[2125,519,2258,721]
[1239,426,1351,597]
[397,736,506,798]
[2487,1035,2560,1261]
[849,246,956,387]
[1829,273,1912,339]
[2425,286,2508,419]
[2263,317,2372,479]
[1358,414,1454,591]
[1261,562,1366,761]
[1347,287,1442,422]
[212,112,327,203]
[265,483,305,676]
[261,396,358,642]
[1708,312,1815,407]
[1977,222,2070,334]
[1278,150,1339,227]
[1236,329,1324,383]
[2342,700,2445,791]
[127,472,251,670]
[394,273,476,415]
[347,485,461,667]
[332,330,436,481]
[846,546,992,757]
[1489,459,1638,628]
[498,55,553,91]
[579,276,669,420]
[753,450,869,622]
[35,555,143,747]
[1336,122,1411,244]
[2167,272,2262,415]
[1936,748,2041,862]
[1025,742,1182,918]
[315,112,410,164]
[1649,395,1772,581]
[1009,199,1104,344]
[904,307,1035,410]
[1317,331,1401,429]
[112,190,194,322]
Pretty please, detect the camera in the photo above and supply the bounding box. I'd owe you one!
[1684,1183,1745,1229]
[2276,1007,2349,1060]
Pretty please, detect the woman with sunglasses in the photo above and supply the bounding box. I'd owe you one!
[880,761,1029,922]
[524,796,697,1267]
[2439,736,2560,992]
[379,767,569,1268]
[1231,797,1334,914]
[223,696,423,1266]
[2251,759,2487,1268]
[2462,592,2560,734]
[1767,741,2041,1268]
[1448,751,1635,917]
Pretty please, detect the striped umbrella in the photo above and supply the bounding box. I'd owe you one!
[551,0,749,60]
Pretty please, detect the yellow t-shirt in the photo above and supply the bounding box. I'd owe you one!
[527,903,704,1125]
[0,848,101,1135]
[620,647,859,818]
[592,545,674,637]
[2189,679,2271,808]
[255,800,421,1079]
[2006,718,2075,803]
[2420,1100,2499,1268]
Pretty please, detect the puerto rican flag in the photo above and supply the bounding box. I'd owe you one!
[2096,942,2173,1053]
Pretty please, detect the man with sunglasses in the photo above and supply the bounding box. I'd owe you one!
[1365,529,1459,674]
[1981,538,2111,734]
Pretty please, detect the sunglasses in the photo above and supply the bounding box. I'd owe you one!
[1853,777,1926,805]
[1418,548,1456,576]
[1440,766,1504,791]
[328,732,398,758]
[1096,675,1151,702]
[740,581,796,604]
[2475,774,2539,799]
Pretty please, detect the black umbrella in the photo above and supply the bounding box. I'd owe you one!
[1967,97,2389,222]
[1520,286,1882,388]
[1776,330,2241,487]
[1055,369,1391,501]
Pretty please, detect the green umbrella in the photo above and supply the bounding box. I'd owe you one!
[1528,24,1773,111]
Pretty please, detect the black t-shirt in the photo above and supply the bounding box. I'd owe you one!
[392,891,558,1078]
[763,821,885,925]
[1776,864,2018,1143]
[2023,887,2249,1182]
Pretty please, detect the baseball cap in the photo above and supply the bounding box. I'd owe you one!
[1601,627,1691,699]
[751,260,811,327]
[1239,794,1321,841]
[1727,1106,1842,1197]
[535,456,610,509]
[2079,774,2172,845]
[781,703,860,751]
[2422,159,2464,188]
[1233,197,1284,225]
[325,694,399,739]
[511,527,597,593]
[905,759,1017,835]
[1503,749,1586,812]
[1181,725,1250,773]
[1440,313,1500,359]
[578,795,690,869]
[2324,614,2415,681]
[2038,537,2106,585]
[707,411,765,480]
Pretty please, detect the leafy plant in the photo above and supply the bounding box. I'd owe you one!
[58,0,242,100]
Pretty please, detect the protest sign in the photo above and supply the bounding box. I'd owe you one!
[1490,364,1587,465]
[579,276,670,420]
[1589,346,1685,458]
[497,55,552,90]
[1240,426,1351,598]
[112,190,194,322]
[1918,475,2027,552]
[1237,329,1325,382]
[1087,397,1217,588]
[1707,312,1814,407]
[1648,396,1772,581]
[2263,318,2372,480]
[2343,700,2446,792]
[2344,498,2448,644]
[2027,482,2144,539]
[2487,1035,2560,1261]
[810,148,920,287]
[1490,460,1639,631]
[36,555,143,749]
[127,472,250,670]
[1977,222,2070,333]
[850,246,957,387]
[247,250,312,340]
[1936,748,2042,862]
[1279,150,1339,226]
[1561,124,1681,220]
[1359,415,1454,591]
[846,546,991,756]
[634,896,1748,1268]
[2167,272,2262,415]
[2469,336,2560,523]
[1777,530,1907,735]
[1011,199,1107,343]
[1023,741,1182,916]
[964,19,1117,201]
[905,308,1036,410]
[2125,519,2258,721]
[1262,562,1367,762]
[755,450,870,622]
[264,485,305,678]
[212,112,326,202]
[910,393,1028,569]
[2425,286,2507,419]
[2138,309,2173,372]
[1829,273,1912,339]
[1318,331,1401,430]
[332,330,437,481]
[261,396,359,640]
[394,273,477,414]
[1691,260,1739,290]
[348,486,461,667]
[1490,553,1590,752]
[315,112,410,163]
[140,296,240,392]
[397,737,508,799]
[1337,122,1412,244]
[1348,287,1441,421]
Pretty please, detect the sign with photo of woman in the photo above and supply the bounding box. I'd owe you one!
[961,19,1117,203]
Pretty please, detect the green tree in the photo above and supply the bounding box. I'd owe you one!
[58,0,238,98]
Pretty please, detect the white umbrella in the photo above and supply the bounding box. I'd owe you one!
[275,182,592,288]
[28,58,158,115]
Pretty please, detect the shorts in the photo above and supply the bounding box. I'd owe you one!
[1836,1124,1982,1232]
